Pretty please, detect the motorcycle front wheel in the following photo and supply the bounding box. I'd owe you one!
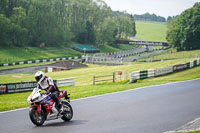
[29,107,45,126]
[61,101,73,121]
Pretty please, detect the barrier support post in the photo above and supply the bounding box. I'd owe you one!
[93,76,95,85]
[113,73,115,83]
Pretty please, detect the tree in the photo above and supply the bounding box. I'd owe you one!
[130,15,136,37]
[0,14,12,47]
[116,13,136,40]
[85,21,95,44]
[96,17,117,45]
[0,13,28,47]
[0,0,136,48]
[166,2,200,51]
[167,16,172,21]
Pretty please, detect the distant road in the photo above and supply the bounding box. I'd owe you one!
[132,36,145,41]
[0,65,45,75]
[123,50,164,62]
[1,79,200,133]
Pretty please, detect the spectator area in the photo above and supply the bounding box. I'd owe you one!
[72,45,100,53]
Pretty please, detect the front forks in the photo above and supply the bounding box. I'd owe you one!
[32,104,41,114]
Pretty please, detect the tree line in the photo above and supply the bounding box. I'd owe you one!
[166,15,178,22]
[0,0,136,47]
[134,13,166,22]
[166,2,200,51]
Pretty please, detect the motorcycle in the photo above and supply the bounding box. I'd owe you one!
[27,87,73,126]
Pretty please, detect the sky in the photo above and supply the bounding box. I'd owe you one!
[103,0,200,18]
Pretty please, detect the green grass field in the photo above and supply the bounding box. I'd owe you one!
[98,44,137,53]
[135,21,167,42]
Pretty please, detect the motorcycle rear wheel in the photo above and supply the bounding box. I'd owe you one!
[61,101,73,121]
[29,107,45,126]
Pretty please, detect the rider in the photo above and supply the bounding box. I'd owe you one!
[35,71,63,113]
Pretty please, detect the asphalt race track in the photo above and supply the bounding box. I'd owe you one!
[1,79,200,133]
[123,50,164,62]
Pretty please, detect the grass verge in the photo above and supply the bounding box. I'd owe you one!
[0,44,138,65]
[0,46,82,64]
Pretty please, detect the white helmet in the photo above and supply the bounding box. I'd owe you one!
[35,71,45,82]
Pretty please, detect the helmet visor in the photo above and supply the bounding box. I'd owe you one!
[35,75,42,82]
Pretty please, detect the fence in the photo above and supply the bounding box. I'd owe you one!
[130,58,200,82]
[0,78,75,94]
[93,71,128,85]
[130,70,155,82]
[114,71,128,81]
[115,40,169,47]
[55,78,75,87]
[155,66,173,76]
[93,74,115,85]
[84,46,152,65]
[0,81,37,94]
[88,62,123,66]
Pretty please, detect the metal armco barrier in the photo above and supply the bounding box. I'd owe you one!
[130,59,200,83]
[140,70,148,79]
[155,66,173,76]
[130,69,155,82]
[0,56,82,67]
[190,61,194,68]
[55,78,75,87]
[148,69,155,78]
[130,71,140,82]
[197,59,200,65]
[173,64,187,72]
[84,46,153,65]
[0,78,75,94]
[115,40,169,47]
[186,62,190,69]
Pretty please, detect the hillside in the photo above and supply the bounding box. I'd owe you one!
[0,44,137,64]
[135,21,167,42]
[0,20,167,64]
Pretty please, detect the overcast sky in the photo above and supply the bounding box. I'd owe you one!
[103,0,200,18]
